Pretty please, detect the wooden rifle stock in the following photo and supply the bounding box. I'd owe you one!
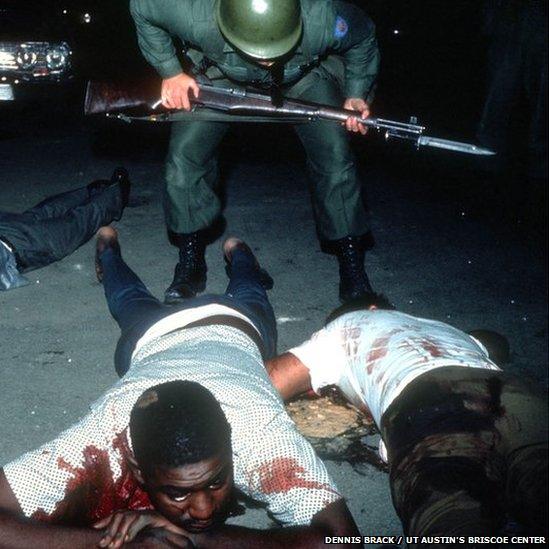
[84,80,161,115]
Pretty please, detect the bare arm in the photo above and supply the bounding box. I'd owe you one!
[266,352,314,401]
[0,469,104,548]
[187,499,361,548]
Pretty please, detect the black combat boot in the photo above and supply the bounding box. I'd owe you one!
[164,232,207,303]
[335,235,374,302]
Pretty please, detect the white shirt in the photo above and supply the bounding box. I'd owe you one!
[289,309,500,429]
[5,316,340,527]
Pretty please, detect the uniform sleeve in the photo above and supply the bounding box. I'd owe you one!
[234,426,342,526]
[129,0,185,79]
[328,1,380,101]
[288,327,346,393]
[3,410,110,519]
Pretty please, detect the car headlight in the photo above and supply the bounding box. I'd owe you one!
[15,45,38,70]
[45,42,71,71]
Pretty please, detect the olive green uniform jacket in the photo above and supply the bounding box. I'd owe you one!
[130,0,380,240]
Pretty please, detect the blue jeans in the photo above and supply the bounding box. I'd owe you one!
[99,247,277,376]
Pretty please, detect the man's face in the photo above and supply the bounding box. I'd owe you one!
[143,453,234,533]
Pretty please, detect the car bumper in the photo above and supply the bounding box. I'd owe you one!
[0,74,77,102]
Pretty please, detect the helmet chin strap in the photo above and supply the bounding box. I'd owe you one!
[269,63,284,107]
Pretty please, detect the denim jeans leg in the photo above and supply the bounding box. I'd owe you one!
[224,249,277,358]
[99,247,175,377]
[100,247,165,332]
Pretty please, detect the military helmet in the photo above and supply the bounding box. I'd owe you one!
[216,0,303,60]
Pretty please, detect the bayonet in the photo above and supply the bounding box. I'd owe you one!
[417,136,495,156]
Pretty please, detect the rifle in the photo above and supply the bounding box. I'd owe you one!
[85,81,495,156]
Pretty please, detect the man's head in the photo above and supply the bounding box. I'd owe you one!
[216,0,302,62]
[128,381,233,532]
[325,293,395,325]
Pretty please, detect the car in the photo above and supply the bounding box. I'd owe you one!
[0,0,78,103]
[0,0,143,106]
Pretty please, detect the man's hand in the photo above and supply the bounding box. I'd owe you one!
[94,510,187,548]
[342,98,370,135]
[161,73,200,111]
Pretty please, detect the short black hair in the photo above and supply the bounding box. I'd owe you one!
[325,292,395,325]
[130,381,231,473]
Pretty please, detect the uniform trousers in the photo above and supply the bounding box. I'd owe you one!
[165,70,370,241]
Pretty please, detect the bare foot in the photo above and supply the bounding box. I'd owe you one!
[222,237,252,263]
[95,226,120,282]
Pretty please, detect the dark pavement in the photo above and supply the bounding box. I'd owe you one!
[0,104,546,539]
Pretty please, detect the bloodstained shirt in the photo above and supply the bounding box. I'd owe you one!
[4,323,340,527]
[289,309,501,429]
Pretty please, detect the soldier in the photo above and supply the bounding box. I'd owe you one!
[130,0,380,304]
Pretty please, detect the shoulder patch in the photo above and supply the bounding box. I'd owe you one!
[334,16,349,39]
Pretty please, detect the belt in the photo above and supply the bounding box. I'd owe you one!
[181,314,266,360]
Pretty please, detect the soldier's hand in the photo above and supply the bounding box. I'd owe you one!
[343,98,370,135]
[161,73,200,111]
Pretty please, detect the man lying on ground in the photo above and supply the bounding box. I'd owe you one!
[0,168,130,291]
[267,294,548,546]
[0,229,359,548]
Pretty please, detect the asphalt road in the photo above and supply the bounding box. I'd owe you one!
[0,106,547,542]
